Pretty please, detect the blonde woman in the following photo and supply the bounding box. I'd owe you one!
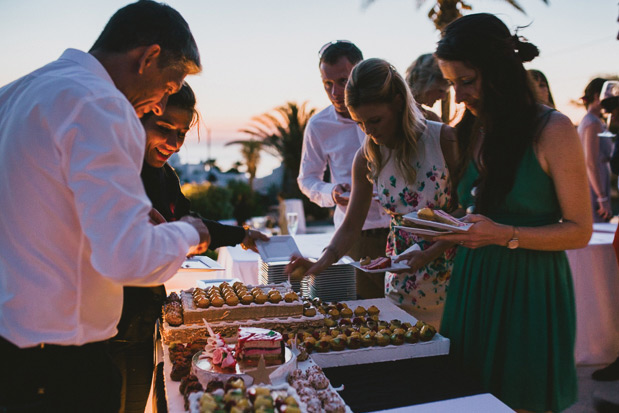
[405,53,450,122]
[287,58,458,329]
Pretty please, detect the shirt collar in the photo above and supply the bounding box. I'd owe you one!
[58,48,115,87]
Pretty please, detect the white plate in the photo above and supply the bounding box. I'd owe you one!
[256,236,302,262]
[349,257,410,273]
[402,211,472,233]
[394,225,453,236]
[179,255,225,272]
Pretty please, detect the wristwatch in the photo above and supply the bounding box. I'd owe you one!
[507,226,519,249]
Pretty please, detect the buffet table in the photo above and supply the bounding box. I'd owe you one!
[216,230,619,366]
[566,228,619,365]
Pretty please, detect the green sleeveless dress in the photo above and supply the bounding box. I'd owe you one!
[440,146,577,412]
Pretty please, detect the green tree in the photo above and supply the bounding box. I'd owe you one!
[181,181,233,221]
[240,101,316,196]
[225,139,265,191]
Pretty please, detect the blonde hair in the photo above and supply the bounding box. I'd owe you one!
[405,53,445,104]
[345,58,426,185]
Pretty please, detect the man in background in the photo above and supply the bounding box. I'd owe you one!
[298,40,390,298]
[0,1,209,411]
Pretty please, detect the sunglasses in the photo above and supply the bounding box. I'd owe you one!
[318,40,355,59]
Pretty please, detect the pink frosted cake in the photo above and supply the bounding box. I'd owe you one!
[235,327,284,366]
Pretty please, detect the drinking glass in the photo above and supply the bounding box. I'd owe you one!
[286,212,299,236]
[598,80,619,138]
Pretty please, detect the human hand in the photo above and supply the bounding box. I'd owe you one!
[392,249,430,273]
[149,208,166,225]
[597,199,612,221]
[431,214,511,249]
[241,228,269,253]
[180,216,211,256]
[332,183,351,206]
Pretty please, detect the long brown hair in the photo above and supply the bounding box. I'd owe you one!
[436,13,540,214]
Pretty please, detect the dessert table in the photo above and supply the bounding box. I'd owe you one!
[217,230,619,366]
[566,228,619,365]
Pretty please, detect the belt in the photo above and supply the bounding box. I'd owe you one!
[0,336,108,352]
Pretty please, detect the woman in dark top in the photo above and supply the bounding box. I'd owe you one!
[110,83,267,413]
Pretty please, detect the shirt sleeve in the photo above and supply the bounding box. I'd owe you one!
[61,96,199,285]
[297,121,336,207]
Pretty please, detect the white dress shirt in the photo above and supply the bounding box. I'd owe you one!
[0,49,200,347]
[298,105,390,230]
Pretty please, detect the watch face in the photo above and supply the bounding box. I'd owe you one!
[507,239,519,249]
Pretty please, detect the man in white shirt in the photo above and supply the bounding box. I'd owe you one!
[298,41,391,299]
[0,1,209,411]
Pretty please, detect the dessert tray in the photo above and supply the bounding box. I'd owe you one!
[192,347,296,387]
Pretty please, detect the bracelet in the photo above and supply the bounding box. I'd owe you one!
[240,225,251,250]
[597,197,609,203]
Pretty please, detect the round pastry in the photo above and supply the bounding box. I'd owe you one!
[367,305,380,316]
[401,322,413,330]
[225,295,240,306]
[210,296,225,307]
[195,296,210,308]
[390,333,405,345]
[361,332,375,347]
[353,306,366,317]
[284,291,298,303]
[240,294,254,305]
[379,328,392,336]
[316,337,331,353]
[404,327,420,344]
[392,327,406,336]
[340,307,353,318]
[328,309,340,320]
[268,292,283,303]
[338,318,351,326]
[267,288,279,297]
[254,293,268,304]
[303,307,317,317]
[309,373,330,390]
[347,336,361,349]
[419,324,437,341]
[324,318,336,328]
[390,319,402,328]
[250,287,263,296]
[330,337,345,351]
[375,332,390,346]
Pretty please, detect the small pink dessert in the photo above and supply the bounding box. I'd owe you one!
[235,327,285,366]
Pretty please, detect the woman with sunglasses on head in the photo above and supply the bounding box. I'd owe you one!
[109,83,267,413]
[288,57,459,330]
[433,13,591,412]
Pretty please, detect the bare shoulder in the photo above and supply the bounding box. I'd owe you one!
[536,111,580,155]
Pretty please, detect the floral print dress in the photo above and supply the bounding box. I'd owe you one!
[376,121,455,329]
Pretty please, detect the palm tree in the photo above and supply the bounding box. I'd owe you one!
[240,101,316,195]
[225,139,264,191]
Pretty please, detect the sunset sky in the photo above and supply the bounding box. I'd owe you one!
[1,0,617,175]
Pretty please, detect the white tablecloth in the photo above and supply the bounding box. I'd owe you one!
[216,233,336,285]
[567,229,619,365]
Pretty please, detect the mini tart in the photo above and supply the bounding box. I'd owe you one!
[367,305,380,316]
[353,306,366,317]
[340,307,353,318]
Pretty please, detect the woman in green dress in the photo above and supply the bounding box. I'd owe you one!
[432,14,592,412]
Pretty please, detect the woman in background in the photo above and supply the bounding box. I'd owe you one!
[434,13,591,412]
[528,69,555,108]
[578,77,612,222]
[110,83,268,413]
[287,58,458,329]
[405,53,450,122]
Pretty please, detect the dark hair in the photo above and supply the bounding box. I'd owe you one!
[90,0,201,74]
[319,41,363,66]
[142,82,200,128]
[528,69,555,107]
[581,77,607,109]
[435,13,540,214]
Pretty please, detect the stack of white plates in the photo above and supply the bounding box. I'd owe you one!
[258,259,356,301]
[304,264,357,302]
[258,259,303,293]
